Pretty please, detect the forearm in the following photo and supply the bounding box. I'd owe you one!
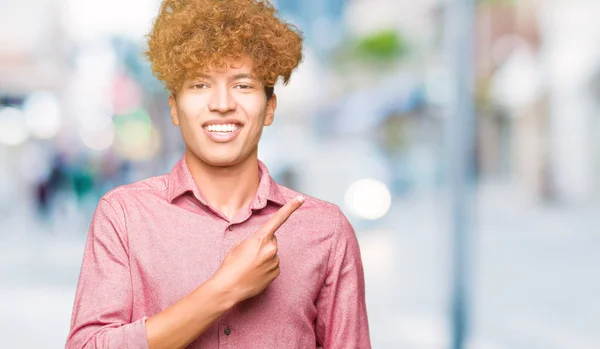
[145,277,238,349]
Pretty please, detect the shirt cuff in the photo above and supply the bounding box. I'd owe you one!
[129,316,150,349]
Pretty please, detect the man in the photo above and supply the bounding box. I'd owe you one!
[66,0,371,348]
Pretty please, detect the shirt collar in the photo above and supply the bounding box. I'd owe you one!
[167,155,286,209]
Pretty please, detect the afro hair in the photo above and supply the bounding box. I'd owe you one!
[145,0,304,93]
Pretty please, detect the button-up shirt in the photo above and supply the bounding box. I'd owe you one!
[67,155,371,349]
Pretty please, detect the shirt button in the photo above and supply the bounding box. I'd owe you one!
[224,327,232,336]
[228,226,233,231]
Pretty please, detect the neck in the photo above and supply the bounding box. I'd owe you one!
[185,149,260,221]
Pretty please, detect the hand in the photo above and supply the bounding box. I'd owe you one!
[211,195,305,303]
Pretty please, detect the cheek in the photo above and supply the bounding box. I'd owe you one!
[180,94,208,115]
[178,100,206,126]
[237,97,268,125]
[177,112,206,146]
[240,113,266,140]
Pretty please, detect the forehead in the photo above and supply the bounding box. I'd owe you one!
[203,56,256,77]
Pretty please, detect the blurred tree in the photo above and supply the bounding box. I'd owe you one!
[330,28,411,77]
[355,29,408,62]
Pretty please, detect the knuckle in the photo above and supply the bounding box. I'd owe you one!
[266,243,277,256]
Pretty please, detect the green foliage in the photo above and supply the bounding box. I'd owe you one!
[355,29,409,61]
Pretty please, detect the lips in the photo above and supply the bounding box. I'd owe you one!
[204,123,241,133]
[202,118,244,127]
[202,120,243,143]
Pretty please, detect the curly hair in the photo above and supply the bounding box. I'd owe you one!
[145,0,304,94]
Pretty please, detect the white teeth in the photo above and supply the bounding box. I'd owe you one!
[206,124,238,132]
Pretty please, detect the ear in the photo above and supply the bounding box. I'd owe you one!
[264,93,277,127]
[169,93,180,126]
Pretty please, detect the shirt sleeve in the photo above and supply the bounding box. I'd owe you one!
[315,208,372,349]
[66,198,149,349]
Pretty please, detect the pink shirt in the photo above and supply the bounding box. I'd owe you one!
[67,156,371,349]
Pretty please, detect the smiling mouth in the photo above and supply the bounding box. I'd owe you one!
[203,123,242,133]
[202,123,243,143]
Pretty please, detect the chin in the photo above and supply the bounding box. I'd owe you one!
[187,141,256,168]
[205,158,240,168]
[196,151,245,168]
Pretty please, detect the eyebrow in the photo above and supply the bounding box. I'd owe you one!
[230,73,258,81]
[194,73,259,82]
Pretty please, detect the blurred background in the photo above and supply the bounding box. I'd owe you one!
[1,0,599,348]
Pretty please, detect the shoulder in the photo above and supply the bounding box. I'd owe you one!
[99,173,169,207]
[275,183,353,236]
[277,183,341,213]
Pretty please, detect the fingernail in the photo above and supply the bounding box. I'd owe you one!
[296,196,305,203]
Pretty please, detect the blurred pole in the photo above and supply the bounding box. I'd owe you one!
[444,0,475,348]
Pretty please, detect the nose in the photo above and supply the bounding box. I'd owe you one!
[208,86,237,114]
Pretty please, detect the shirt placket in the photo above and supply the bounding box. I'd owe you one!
[218,222,239,349]
[218,206,262,348]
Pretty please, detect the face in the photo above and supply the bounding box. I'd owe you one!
[169,56,277,168]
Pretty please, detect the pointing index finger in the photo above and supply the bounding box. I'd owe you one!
[260,196,304,240]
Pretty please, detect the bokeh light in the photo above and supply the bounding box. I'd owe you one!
[114,109,160,160]
[112,74,143,116]
[0,107,29,146]
[76,106,114,132]
[79,122,115,151]
[344,178,392,220]
[23,92,62,140]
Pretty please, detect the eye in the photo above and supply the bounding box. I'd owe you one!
[235,84,252,90]
[191,83,208,89]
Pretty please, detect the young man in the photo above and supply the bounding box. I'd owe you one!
[66,0,371,348]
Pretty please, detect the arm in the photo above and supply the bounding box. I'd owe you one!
[67,198,148,349]
[144,279,236,349]
[66,198,237,349]
[315,209,372,349]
